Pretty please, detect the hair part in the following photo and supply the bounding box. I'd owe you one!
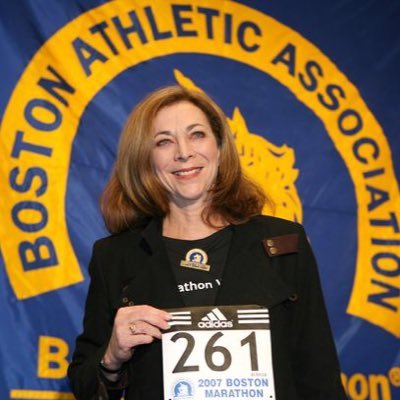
[101,85,268,233]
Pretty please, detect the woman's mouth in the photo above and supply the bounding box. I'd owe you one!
[172,167,202,176]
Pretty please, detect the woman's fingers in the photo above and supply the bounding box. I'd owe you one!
[117,305,171,330]
[127,320,164,340]
[105,305,171,365]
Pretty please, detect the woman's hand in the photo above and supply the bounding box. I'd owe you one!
[102,305,171,371]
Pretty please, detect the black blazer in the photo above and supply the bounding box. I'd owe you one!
[68,215,346,399]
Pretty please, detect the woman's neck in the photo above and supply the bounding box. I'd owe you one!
[163,204,225,240]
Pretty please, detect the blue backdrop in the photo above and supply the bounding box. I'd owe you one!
[0,1,399,399]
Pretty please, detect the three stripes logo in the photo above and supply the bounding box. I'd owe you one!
[167,306,270,330]
[237,308,270,326]
[169,311,193,327]
[197,308,233,329]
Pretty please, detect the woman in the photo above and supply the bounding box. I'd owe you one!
[68,86,346,399]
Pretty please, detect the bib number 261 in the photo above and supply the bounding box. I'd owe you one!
[170,331,259,373]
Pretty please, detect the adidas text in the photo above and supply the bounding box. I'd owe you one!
[198,320,233,328]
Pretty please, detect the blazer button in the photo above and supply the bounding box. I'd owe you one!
[269,247,278,255]
[288,293,298,302]
[122,297,129,304]
[128,301,134,306]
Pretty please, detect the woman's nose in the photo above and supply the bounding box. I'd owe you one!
[175,138,194,161]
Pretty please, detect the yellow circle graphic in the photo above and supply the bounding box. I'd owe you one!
[0,0,399,337]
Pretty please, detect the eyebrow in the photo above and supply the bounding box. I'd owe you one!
[154,123,205,137]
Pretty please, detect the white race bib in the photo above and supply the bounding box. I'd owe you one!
[162,305,276,400]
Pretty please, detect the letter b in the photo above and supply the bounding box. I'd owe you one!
[19,237,58,271]
[38,336,69,378]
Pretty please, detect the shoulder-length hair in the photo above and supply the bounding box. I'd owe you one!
[101,85,267,233]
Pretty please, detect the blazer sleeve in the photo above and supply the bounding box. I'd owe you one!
[68,241,128,400]
[292,226,347,399]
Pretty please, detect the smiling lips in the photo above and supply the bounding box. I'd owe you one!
[172,167,203,177]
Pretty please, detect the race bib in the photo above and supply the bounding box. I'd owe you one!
[162,305,276,400]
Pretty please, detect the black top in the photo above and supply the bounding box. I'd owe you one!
[163,226,232,306]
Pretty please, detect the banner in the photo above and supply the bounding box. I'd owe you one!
[0,1,399,399]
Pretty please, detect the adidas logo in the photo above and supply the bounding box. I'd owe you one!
[197,308,233,328]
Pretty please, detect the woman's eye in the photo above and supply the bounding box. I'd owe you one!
[156,138,171,147]
[192,131,205,139]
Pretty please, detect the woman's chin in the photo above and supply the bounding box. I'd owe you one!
[170,192,210,208]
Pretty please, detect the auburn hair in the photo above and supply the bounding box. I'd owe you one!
[101,85,267,233]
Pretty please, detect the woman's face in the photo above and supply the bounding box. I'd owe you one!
[151,101,220,209]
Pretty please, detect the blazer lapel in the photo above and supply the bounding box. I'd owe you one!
[124,218,184,309]
[216,220,292,308]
